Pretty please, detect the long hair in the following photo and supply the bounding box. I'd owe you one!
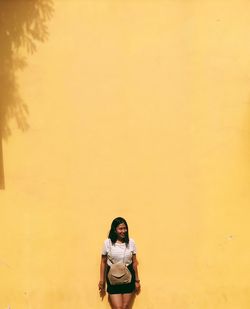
[108,217,129,246]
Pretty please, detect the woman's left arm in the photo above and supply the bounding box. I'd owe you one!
[132,254,141,294]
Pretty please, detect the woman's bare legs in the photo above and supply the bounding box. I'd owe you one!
[122,293,135,309]
[109,294,123,309]
[109,293,135,309]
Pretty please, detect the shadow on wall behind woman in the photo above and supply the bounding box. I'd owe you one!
[0,0,54,189]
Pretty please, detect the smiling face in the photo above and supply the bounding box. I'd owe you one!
[115,222,128,240]
[108,217,130,244]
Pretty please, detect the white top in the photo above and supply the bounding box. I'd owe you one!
[101,238,137,266]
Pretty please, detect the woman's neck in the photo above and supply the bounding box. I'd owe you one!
[116,238,125,243]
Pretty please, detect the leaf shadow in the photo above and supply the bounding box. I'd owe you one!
[0,0,54,189]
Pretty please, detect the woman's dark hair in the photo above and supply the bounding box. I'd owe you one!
[108,217,129,245]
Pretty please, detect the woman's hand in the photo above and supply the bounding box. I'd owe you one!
[98,281,106,298]
[132,254,141,294]
[99,255,107,298]
[98,280,105,295]
[135,281,141,294]
[98,280,105,291]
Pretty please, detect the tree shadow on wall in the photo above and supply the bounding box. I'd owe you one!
[0,0,54,189]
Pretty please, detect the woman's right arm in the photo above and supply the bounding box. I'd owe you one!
[98,255,107,293]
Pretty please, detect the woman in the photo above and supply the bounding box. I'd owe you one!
[98,217,141,309]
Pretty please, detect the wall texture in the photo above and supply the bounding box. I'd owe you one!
[1,1,250,308]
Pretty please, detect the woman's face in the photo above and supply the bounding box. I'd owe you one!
[115,223,127,239]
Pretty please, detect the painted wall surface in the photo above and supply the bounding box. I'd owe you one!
[1,1,250,308]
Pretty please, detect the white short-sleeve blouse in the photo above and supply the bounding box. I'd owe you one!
[101,238,137,266]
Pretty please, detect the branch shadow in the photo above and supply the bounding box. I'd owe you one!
[0,0,54,189]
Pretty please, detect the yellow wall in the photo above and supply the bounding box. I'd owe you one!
[1,0,250,308]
